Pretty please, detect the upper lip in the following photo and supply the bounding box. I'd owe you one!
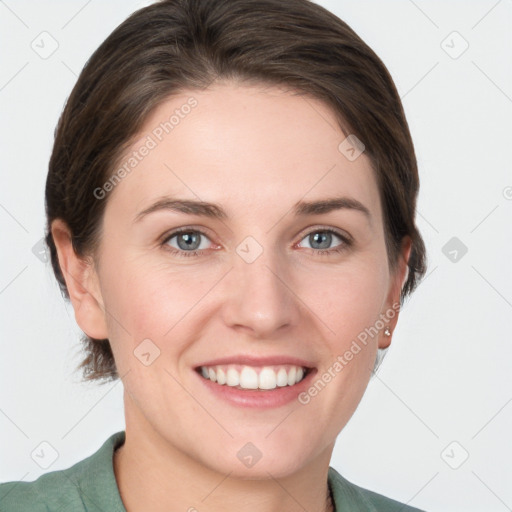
[195,355,315,369]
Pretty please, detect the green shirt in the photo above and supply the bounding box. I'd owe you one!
[0,431,424,511]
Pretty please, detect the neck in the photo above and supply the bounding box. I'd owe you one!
[114,403,335,512]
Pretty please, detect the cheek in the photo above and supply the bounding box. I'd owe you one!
[99,257,216,359]
[295,266,386,437]
[300,258,389,341]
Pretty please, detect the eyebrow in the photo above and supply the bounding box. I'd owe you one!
[134,196,372,223]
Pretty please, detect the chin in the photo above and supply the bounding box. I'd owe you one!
[202,441,313,480]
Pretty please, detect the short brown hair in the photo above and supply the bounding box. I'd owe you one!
[45,0,427,382]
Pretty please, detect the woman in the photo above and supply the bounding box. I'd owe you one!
[0,0,427,510]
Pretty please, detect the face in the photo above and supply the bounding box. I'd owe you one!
[64,82,409,478]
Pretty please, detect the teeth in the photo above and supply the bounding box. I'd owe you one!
[287,366,296,386]
[216,367,227,385]
[276,368,289,387]
[240,367,258,389]
[259,367,277,390]
[226,368,240,386]
[198,364,308,390]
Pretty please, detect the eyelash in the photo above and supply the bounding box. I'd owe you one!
[160,226,352,258]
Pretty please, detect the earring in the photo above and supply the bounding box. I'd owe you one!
[384,327,391,337]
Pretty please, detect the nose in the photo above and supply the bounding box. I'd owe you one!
[220,246,302,338]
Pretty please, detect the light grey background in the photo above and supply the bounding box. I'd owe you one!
[1,1,511,511]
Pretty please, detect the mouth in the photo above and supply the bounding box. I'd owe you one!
[195,363,313,391]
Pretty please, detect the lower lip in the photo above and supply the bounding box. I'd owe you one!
[194,368,317,409]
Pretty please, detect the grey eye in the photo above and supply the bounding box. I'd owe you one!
[298,230,344,251]
[167,231,210,251]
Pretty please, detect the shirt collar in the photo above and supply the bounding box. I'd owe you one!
[72,430,127,511]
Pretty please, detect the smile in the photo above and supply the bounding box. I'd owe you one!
[197,364,311,390]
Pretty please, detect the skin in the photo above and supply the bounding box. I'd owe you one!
[52,81,411,512]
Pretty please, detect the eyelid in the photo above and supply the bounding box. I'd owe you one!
[161,224,352,247]
[295,224,353,244]
[160,225,215,244]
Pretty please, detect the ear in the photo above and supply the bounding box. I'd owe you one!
[51,219,109,340]
[379,236,412,349]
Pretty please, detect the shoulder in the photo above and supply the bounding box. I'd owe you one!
[328,466,426,512]
[0,431,126,512]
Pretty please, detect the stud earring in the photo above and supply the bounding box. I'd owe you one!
[384,327,391,337]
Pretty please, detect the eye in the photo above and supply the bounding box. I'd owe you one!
[296,228,352,256]
[161,226,352,258]
[162,228,213,258]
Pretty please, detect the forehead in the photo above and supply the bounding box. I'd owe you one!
[104,82,382,227]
